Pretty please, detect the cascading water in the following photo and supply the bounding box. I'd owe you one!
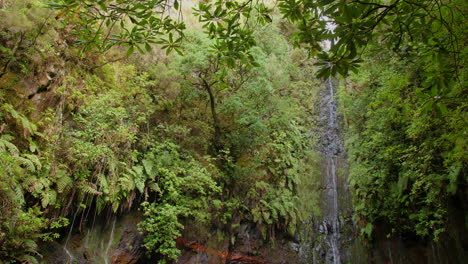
[298,77,466,264]
[104,218,117,264]
[63,247,76,264]
[63,205,80,264]
[320,78,342,264]
[324,157,341,264]
[299,78,360,264]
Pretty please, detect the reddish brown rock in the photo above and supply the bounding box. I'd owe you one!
[111,224,144,264]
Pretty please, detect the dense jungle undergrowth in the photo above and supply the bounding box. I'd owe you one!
[0,0,466,263]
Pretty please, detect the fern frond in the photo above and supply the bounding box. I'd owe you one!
[10,184,25,205]
[0,135,19,155]
[2,103,38,136]
[55,168,72,193]
[18,254,39,264]
[22,154,41,171]
[41,189,57,208]
[119,172,135,192]
[23,176,39,193]
[16,156,36,172]
[80,181,102,196]
[96,196,106,214]
[39,177,51,189]
[131,165,146,193]
[97,173,109,193]
[147,182,160,193]
[19,115,38,135]
[276,201,287,218]
[41,191,50,208]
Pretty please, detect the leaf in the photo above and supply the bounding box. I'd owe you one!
[316,67,330,79]
[129,16,138,24]
[126,46,134,56]
[145,43,152,52]
[363,223,373,238]
[142,159,153,176]
[56,170,73,193]
[97,1,107,12]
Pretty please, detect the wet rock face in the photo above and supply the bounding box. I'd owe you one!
[313,79,345,264]
[45,210,300,264]
[177,223,299,264]
[178,252,210,264]
[317,78,343,157]
[111,224,144,264]
[40,241,78,264]
[42,213,146,264]
[298,78,365,264]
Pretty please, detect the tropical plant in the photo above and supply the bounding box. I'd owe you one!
[137,141,220,263]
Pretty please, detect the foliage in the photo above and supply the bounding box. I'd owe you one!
[0,2,323,262]
[192,0,271,68]
[0,106,69,263]
[137,141,220,263]
[340,52,466,240]
[0,0,58,78]
[277,0,466,81]
[46,0,467,85]
[49,0,185,55]
[50,0,273,66]
[54,64,158,213]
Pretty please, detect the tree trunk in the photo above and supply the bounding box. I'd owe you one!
[202,78,222,151]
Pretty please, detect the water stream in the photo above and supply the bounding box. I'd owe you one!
[64,204,80,264]
[320,78,342,264]
[63,246,76,264]
[298,78,351,264]
[298,77,467,264]
[104,218,117,264]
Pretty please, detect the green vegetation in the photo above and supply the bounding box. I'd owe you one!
[334,0,467,241]
[339,49,466,240]
[0,0,466,263]
[138,141,220,262]
[0,1,320,263]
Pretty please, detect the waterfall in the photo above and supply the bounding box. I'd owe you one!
[298,78,347,264]
[104,218,117,264]
[63,246,76,264]
[326,157,341,264]
[321,78,342,264]
[63,205,80,264]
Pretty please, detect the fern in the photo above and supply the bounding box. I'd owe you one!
[96,173,109,194]
[55,169,73,193]
[96,196,106,214]
[147,182,161,193]
[129,166,145,193]
[2,103,38,136]
[38,177,51,191]
[117,172,133,192]
[18,253,39,264]
[79,181,102,196]
[23,176,39,193]
[11,184,25,205]
[41,189,57,208]
[22,154,41,171]
[17,156,36,172]
[0,134,19,155]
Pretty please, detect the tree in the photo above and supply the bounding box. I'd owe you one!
[277,0,466,81]
[176,31,255,152]
[51,0,466,85]
[49,0,185,55]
